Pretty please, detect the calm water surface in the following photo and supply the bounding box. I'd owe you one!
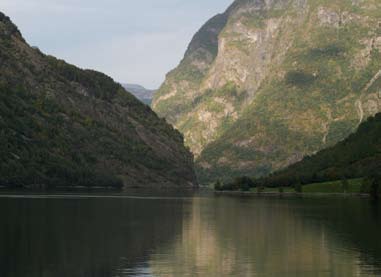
[0,191,380,276]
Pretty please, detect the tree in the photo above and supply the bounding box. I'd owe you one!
[257,185,264,193]
[361,177,372,194]
[240,182,250,192]
[341,177,349,193]
[370,175,380,200]
[294,182,303,193]
[233,176,254,189]
[214,180,222,191]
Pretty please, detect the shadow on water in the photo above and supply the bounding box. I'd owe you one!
[315,198,381,275]
[0,195,187,277]
[285,197,381,275]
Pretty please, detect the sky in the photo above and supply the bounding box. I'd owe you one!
[1,0,233,89]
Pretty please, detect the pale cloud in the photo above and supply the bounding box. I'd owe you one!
[1,0,233,88]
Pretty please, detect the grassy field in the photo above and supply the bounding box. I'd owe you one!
[249,178,364,194]
[253,187,294,193]
[301,179,363,193]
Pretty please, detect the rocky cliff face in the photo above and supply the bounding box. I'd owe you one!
[152,0,381,183]
[0,12,197,188]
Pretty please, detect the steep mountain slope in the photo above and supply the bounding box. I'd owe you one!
[122,83,155,105]
[264,113,381,187]
[152,0,381,183]
[0,12,197,188]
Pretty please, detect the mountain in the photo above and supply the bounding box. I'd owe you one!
[0,12,197,189]
[264,113,381,187]
[122,84,156,105]
[152,0,381,183]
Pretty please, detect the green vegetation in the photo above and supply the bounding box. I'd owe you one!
[214,176,254,192]
[260,113,381,188]
[185,13,229,57]
[196,8,381,183]
[0,85,123,189]
[152,13,229,123]
[0,12,197,189]
[308,44,345,59]
[213,178,366,194]
[213,113,381,196]
[242,13,266,29]
[153,0,381,185]
[285,70,317,87]
[342,178,350,193]
[361,175,380,199]
[294,182,303,193]
[302,179,362,193]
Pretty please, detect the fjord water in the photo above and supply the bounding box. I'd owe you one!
[0,193,380,277]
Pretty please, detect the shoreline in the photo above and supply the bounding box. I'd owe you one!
[0,187,373,199]
[214,191,371,198]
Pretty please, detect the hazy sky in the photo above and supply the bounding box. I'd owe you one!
[2,0,233,89]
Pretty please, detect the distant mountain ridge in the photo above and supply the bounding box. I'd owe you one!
[0,11,197,188]
[122,84,156,105]
[152,0,381,183]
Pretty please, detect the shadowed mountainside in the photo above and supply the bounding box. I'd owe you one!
[0,12,197,189]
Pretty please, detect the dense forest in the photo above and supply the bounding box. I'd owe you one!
[215,113,381,195]
[264,113,381,187]
[0,84,124,189]
[0,11,197,189]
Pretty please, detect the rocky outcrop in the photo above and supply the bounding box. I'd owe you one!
[152,0,381,183]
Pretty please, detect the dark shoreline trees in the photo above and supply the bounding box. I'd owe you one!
[213,113,381,196]
[256,113,381,189]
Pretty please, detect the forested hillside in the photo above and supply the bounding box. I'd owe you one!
[263,113,381,187]
[0,12,197,189]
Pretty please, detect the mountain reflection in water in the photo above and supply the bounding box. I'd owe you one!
[0,193,380,276]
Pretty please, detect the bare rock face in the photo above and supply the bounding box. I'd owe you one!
[152,0,381,183]
[318,7,341,27]
[0,11,197,188]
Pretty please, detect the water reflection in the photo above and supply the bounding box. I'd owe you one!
[0,194,380,276]
[149,197,381,276]
[0,196,185,277]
